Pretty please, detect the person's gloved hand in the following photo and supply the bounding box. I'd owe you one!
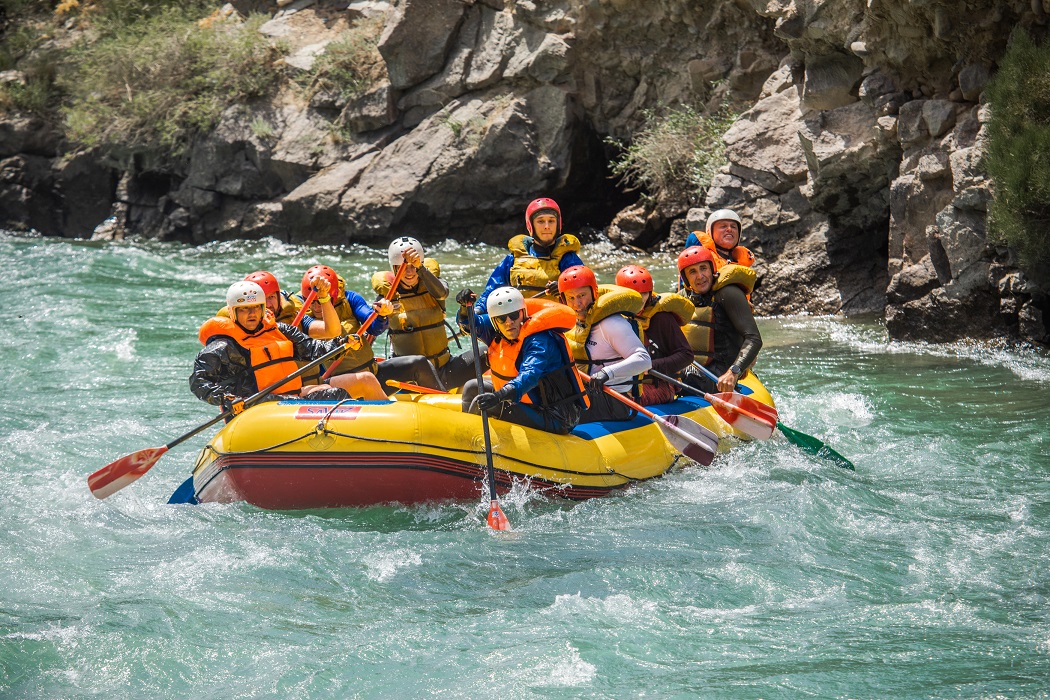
[544,279,560,296]
[586,369,610,396]
[222,393,246,416]
[456,288,477,307]
[476,386,514,412]
[373,298,394,317]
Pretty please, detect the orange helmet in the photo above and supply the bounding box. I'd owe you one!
[615,265,653,293]
[677,246,715,273]
[244,271,279,297]
[525,197,561,236]
[558,265,598,299]
[301,264,339,300]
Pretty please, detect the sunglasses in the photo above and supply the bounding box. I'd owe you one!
[493,309,523,324]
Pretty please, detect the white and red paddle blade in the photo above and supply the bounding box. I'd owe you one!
[707,393,778,441]
[487,500,511,531]
[87,446,168,499]
[658,414,718,466]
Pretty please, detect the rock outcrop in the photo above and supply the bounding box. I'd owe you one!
[1,0,1047,345]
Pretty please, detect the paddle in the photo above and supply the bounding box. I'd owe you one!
[646,369,777,440]
[291,289,316,328]
[465,299,511,531]
[690,362,855,471]
[321,262,408,380]
[578,371,718,466]
[385,379,446,394]
[87,336,359,499]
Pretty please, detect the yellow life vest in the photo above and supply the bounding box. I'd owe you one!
[197,312,302,395]
[507,233,581,301]
[565,284,645,367]
[683,264,757,366]
[634,293,694,341]
[370,258,450,368]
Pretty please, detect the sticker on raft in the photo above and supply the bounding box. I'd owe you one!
[293,406,362,420]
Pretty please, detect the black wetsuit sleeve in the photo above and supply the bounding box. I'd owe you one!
[278,322,342,362]
[189,338,247,406]
[715,285,763,371]
[646,312,694,375]
[417,265,449,306]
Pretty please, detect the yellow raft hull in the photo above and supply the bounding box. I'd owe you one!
[186,373,775,509]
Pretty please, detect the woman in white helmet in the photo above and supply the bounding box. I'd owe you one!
[190,281,387,416]
[455,285,588,434]
[372,236,483,390]
[684,208,756,271]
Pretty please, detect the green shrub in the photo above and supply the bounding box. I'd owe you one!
[985,31,1050,270]
[61,8,284,155]
[300,16,386,104]
[608,103,737,205]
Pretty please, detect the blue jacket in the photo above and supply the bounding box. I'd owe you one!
[302,290,390,336]
[474,241,584,317]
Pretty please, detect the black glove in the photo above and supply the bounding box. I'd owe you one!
[544,279,560,296]
[586,370,610,396]
[456,288,477,307]
[476,386,514,412]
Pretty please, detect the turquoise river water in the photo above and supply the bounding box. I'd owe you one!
[1,232,1049,698]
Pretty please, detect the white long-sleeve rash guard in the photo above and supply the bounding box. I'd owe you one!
[583,314,652,393]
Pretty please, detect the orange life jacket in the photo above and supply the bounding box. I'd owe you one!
[198,312,302,395]
[488,298,589,409]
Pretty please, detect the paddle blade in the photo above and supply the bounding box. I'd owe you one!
[658,414,718,466]
[777,422,855,471]
[707,392,777,441]
[88,446,169,499]
[487,500,511,531]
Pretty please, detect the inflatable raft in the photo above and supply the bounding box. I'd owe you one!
[175,373,776,509]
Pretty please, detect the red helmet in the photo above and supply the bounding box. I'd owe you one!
[244,271,279,297]
[301,264,339,300]
[558,265,598,298]
[525,197,562,236]
[677,246,715,273]
[615,265,653,293]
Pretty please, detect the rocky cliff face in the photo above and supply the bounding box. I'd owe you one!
[1,0,1047,346]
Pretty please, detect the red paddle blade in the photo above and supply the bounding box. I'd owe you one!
[707,393,777,441]
[487,500,511,531]
[87,446,169,499]
[718,392,779,423]
[657,414,718,466]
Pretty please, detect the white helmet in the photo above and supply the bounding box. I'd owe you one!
[486,286,526,328]
[706,208,742,233]
[388,236,425,269]
[226,281,265,311]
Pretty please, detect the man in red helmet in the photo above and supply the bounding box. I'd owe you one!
[472,197,585,317]
[615,265,694,406]
[677,246,761,393]
[558,265,651,422]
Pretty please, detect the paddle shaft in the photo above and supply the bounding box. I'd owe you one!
[291,289,316,328]
[578,370,716,463]
[647,368,776,440]
[321,262,408,379]
[466,304,499,502]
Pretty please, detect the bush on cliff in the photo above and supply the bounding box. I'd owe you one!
[608,103,736,207]
[985,31,1050,271]
[60,3,284,155]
